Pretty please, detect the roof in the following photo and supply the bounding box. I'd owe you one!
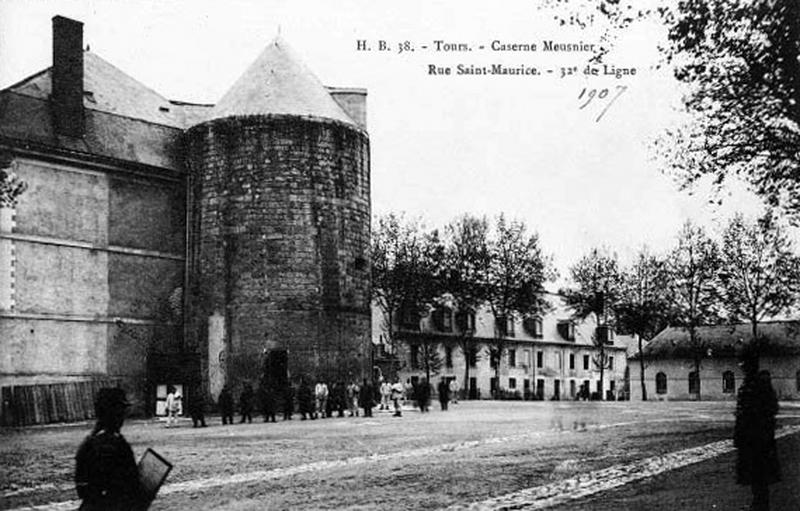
[640,321,800,359]
[207,37,356,126]
[5,51,212,129]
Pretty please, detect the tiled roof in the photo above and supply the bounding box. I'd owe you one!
[641,321,800,359]
[207,37,356,126]
[6,52,203,128]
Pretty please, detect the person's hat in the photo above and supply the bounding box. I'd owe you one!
[94,387,131,416]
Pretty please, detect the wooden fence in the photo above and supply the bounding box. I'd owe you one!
[1,379,121,427]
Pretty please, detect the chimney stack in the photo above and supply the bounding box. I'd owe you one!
[51,16,84,137]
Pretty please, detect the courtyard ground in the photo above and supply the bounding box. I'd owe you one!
[2,400,799,510]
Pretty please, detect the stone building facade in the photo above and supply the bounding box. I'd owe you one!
[0,16,371,420]
[630,321,800,401]
[373,293,631,401]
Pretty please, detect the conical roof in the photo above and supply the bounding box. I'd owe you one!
[207,37,356,126]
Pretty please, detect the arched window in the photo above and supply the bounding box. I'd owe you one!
[688,371,700,394]
[656,372,667,394]
[722,371,735,394]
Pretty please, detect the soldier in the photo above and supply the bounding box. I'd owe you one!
[298,378,315,420]
[347,381,360,417]
[282,383,295,421]
[379,380,391,410]
[314,381,329,419]
[418,378,431,413]
[735,348,780,511]
[391,379,404,417]
[189,386,207,428]
[259,382,277,423]
[239,383,254,424]
[164,385,178,428]
[218,384,234,425]
[358,378,374,417]
[437,378,450,411]
[75,387,151,511]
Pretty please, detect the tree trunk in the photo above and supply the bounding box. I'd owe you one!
[638,334,647,401]
[462,338,470,400]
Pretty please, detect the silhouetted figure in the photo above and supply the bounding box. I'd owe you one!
[359,379,374,417]
[259,383,277,423]
[218,385,234,425]
[189,388,207,428]
[735,351,780,511]
[239,383,254,423]
[418,378,431,412]
[298,379,315,420]
[437,378,450,411]
[282,384,295,420]
[75,388,151,511]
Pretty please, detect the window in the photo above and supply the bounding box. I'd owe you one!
[536,351,543,368]
[456,310,476,332]
[508,349,516,367]
[523,316,543,338]
[583,354,590,370]
[401,306,420,330]
[722,371,735,394]
[656,372,667,394]
[445,346,453,369]
[523,349,531,369]
[496,315,515,337]
[555,352,562,370]
[688,371,700,394]
[557,320,575,341]
[608,356,614,370]
[596,325,614,345]
[796,369,800,392]
[490,348,500,369]
[490,377,498,394]
[410,345,420,370]
[569,353,575,370]
[467,345,478,368]
[432,307,453,332]
[509,377,517,389]
[570,380,576,398]
[536,379,545,399]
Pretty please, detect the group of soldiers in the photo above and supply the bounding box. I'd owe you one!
[205,376,461,424]
[213,378,379,424]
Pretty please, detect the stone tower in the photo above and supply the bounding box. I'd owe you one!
[185,38,371,396]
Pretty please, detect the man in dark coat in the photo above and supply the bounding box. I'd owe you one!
[418,378,431,413]
[282,383,294,420]
[735,350,780,511]
[218,385,234,425]
[298,378,315,420]
[259,382,277,423]
[239,383,254,423]
[75,388,151,511]
[189,387,207,428]
[359,378,374,417]
[437,378,450,411]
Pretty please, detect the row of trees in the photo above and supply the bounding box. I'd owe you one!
[371,213,556,394]
[373,211,800,401]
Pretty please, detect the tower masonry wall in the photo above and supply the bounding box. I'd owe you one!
[186,115,371,388]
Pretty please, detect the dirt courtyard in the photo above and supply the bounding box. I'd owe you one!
[2,400,800,510]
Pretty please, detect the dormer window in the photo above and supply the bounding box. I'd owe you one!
[432,307,453,333]
[496,315,515,338]
[557,320,575,341]
[456,310,476,333]
[596,325,613,345]
[523,316,543,338]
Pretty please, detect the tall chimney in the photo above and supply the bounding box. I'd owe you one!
[52,16,84,137]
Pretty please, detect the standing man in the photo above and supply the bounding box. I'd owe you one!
[418,378,431,413]
[735,349,780,511]
[391,379,404,417]
[260,382,277,423]
[449,378,459,405]
[75,388,152,510]
[189,386,207,428]
[314,380,329,419]
[218,384,234,425]
[438,378,450,411]
[359,378,374,417]
[164,385,178,428]
[239,383,254,424]
[380,380,391,411]
[298,378,315,420]
[282,382,295,421]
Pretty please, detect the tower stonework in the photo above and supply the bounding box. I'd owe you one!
[185,40,371,392]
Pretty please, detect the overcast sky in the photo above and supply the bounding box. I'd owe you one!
[0,0,770,279]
